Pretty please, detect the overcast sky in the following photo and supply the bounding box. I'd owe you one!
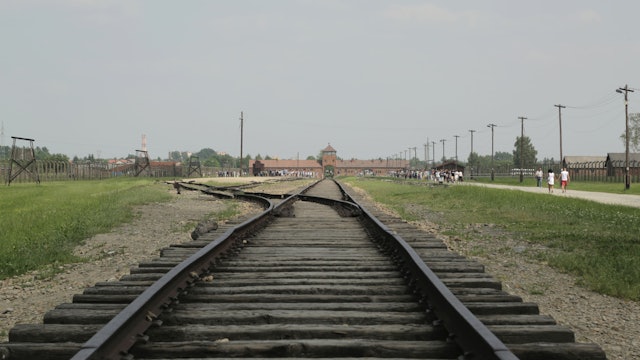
[2,1,639,162]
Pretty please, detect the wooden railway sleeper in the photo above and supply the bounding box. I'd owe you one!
[1,179,608,359]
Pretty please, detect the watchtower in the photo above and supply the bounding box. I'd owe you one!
[134,150,151,176]
[321,143,337,178]
[6,136,40,185]
[187,155,202,177]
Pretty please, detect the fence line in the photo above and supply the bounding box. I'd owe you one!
[3,159,639,184]
[0,160,248,184]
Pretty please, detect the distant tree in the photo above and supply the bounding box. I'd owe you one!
[203,158,220,167]
[540,157,558,168]
[620,113,640,152]
[494,151,513,162]
[34,146,50,159]
[265,155,273,160]
[467,152,479,171]
[169,151,184,162]
[512,136,538,168]
[306,155,316,160]
[255,154,263,161]
[32,146,69,162]
[196,148,217,159]
[241,154,252,169]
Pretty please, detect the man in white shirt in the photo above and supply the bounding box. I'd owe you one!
[534,168,543,188]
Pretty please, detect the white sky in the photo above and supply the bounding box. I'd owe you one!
[1,1,639,162]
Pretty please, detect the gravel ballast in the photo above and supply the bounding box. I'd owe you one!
[1,179,637,360]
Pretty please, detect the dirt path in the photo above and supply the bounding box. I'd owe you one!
[464,181,640,208]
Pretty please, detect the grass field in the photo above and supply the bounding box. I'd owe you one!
[0,177,285,280]
[2,176,639,301]
[0,178,172,279]
[343,176,640,301]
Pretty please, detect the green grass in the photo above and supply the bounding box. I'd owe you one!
[344,176,640,301]
[0,178,172,279]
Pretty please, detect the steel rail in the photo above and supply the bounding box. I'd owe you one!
[335,179,519,360]
[70,181,315,360]
[71,178,517,359]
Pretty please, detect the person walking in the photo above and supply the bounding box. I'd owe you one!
[535,168,543,188]
[547,169,555,193]
[559,167,570,193]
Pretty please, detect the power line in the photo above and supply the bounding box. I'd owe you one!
[566,92,619,110]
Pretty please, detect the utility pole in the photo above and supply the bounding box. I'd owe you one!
[616,85,634,190]
[408,147,416,169]
[239,111,244,176]
[453,135,460,164]
[424,138,430,169]
[518,116,527,183]
[487,124,497,181]
[0,121,4,160]
[554,104,566,167]
[423,144,427,168]
[431,141,436,168]
[469,130,476,179]
[440,139,446,164]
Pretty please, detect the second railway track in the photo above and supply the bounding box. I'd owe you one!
[0,179,607,359]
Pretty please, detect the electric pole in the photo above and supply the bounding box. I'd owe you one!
[440,139,446,164]
[616,85,634,190]
[239,111,244,176]
[453,135,460,164]
[487,124,497,181]
[423,143,428,169]
[469,129,476,178]
[554,104,566,167]
[431,141,436,168]
[518,116,527,183]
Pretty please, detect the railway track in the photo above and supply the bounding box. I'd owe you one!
[0,179,606,359]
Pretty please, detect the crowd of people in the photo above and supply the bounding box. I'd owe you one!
[387,169,465,183]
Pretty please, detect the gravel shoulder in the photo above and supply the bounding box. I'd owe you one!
[349,181,639,360]
[1,178,638,359]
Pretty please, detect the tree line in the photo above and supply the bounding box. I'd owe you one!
[2,112,638,170]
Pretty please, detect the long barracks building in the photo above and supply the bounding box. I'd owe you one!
[248,144,409,178]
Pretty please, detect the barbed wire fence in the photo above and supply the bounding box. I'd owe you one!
[2,159,639,185]
[0,160,247,184]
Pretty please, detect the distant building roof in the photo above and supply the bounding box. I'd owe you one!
[563,156,606,164]
[322,144,337,152]
[336,158,401,169]
[606,153,640,163]
[249,159,322,169]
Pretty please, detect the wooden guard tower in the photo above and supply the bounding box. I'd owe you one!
[6,136,40,185]
[134,150,151,176]
[187,155,202,177]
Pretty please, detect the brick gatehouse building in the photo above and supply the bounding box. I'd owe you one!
[249,144,409,178]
